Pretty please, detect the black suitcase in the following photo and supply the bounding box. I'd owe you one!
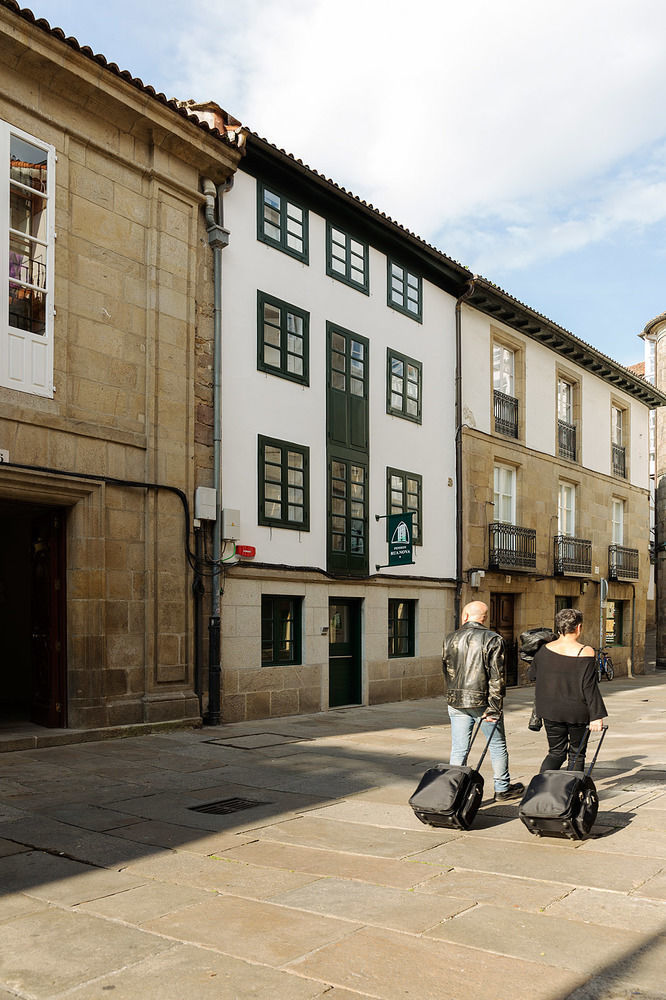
[409,716,499,830]
[519,726,607,840]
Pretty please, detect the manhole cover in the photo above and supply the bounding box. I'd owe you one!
[189,797,270,815]
[204,732,310,749]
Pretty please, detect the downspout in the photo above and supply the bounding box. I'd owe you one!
[201,176,231,725]
[454,279,476,627]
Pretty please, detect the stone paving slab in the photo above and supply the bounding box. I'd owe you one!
[143,894,362,966]
[0,815,157,868]
[305,796,462,833]
[36,802,145,831]
[218,839,446,889]
[272,876,474,933]
[255,814,451,858]
[60,943,346,1000]
[288,923,585,1000]
[104,819,260,853]
[566,933,666,997]
[424,900,646,974]
[0,837,27,857]
[0,892,49,922]
[124,850,321,899]
[0,907,172,997]
[0,849,146,905]
[633,871,666,901]
[415,868,572,911]
[77,880,212,924]
[106,783,324,832]
[411,835,664,891]
[545,886,666,933]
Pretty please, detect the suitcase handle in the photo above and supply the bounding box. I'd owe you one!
[568,724,608,776]
[461,714,501,768]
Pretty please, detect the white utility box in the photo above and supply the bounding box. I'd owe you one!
[194,486,217,521]
[222,508,241,540]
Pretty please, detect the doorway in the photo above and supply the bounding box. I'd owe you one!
[0,501,67,727]
[328,598,362,707]
[490,592,517,686]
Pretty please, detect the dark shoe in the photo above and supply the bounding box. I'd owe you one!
[493,782,525,802]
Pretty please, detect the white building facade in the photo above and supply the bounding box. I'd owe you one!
[216,137,470,721]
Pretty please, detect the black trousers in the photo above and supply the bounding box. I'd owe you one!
[540,720,588,772]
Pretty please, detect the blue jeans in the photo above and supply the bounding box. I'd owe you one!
[448,705,510,793]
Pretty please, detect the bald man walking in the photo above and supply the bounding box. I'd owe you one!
[442,601,524,801]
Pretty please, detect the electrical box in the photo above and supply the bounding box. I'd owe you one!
[222,508,240,540]
[194,486,217,521]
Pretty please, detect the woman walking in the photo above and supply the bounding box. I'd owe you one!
[528,608,606,772]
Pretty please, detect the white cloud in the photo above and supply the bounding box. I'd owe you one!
[167,0,666,275]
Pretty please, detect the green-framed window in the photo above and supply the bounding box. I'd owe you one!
[326,223,369,294]
[388,599,415,658]
[257,182,308,263]
[261,595,302,665]
[328,456,368,576]
[387,259,422,321]
[387,348,422,422]
[257,291,309,384]
[387,468,422,545]
[258,435,309,530]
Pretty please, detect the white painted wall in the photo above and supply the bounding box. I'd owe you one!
[220,169,457,578]
[463,309,651,490]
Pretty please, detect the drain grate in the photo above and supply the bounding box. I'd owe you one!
[188,796,270,815]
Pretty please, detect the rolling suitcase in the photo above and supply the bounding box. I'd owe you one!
[519,726,607,840]
[409,716,499,830]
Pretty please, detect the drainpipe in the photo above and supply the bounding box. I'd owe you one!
[201,176,231,725]
[454,279,476,627]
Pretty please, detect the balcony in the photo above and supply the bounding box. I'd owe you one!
[608,544,639,580]
[489,522,536,571]
[612,443,626,478]
[494,389,518,439]
[554,534,592,576]
[558,420,576,461]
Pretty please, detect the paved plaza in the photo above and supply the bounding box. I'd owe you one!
[0,675,664,1000]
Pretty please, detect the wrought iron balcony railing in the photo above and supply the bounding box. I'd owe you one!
[612,443,626,478]
[558,420,576,461]
[494,389,519,439]
[554,534,592,575]
[608,544,639,580]
[489,522,536,570]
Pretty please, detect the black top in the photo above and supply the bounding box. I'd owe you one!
[528,646,607,724]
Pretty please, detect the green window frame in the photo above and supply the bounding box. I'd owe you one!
[328,456,368,576]
[388,599,415,658]
[387,348,422,423]
[326,222,369,294]
[387,258,422,321]
[258,435,310,531]
[257,291,309,384]
[387,467,422,545]
[257,181,309,263]
[261,595,302,666]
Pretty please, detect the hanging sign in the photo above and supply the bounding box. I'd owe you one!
[388,511,414,566]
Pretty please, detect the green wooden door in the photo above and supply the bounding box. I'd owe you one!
[328,599,362,707]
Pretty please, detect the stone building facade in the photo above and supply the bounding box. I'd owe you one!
[459,284,663,679]
[0,1,241,732]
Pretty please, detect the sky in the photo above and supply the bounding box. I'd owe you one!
[32,0,666,366]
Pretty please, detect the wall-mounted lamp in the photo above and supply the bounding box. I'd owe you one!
[580,580,589,594]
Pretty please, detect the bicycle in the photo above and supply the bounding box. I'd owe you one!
[595,648,614,682]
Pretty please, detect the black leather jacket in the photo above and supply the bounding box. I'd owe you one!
[442,621,506,715]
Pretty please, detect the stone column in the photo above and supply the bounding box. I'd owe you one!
[653,319,666,668]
